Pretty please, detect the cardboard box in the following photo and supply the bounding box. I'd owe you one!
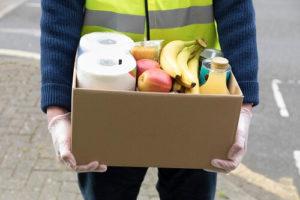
[71,68,243,170]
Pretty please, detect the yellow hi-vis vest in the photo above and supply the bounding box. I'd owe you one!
[82,0,219,48]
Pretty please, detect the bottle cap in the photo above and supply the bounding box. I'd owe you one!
[211,57,229,69]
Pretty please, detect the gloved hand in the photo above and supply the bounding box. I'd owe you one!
[211,104,253,173]
[48,112,107,173]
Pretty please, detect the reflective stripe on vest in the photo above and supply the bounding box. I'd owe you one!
[82,0,219,48]
[84,10,145,34]
[149,6,214,29]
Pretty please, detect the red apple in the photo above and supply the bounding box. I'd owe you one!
[136,59,160,78]
[138,68,172,92]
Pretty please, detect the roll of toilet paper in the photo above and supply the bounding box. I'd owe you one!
[77,52,137,91]
[78,32,135,55]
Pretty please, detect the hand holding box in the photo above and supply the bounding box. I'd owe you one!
[48,112,107,172]
[211,105,253,173]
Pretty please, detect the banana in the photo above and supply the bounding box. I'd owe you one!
[176,45,201,88]
[160,40,197,79]
[172,81,185,93]
[185,50,201,94]
[197,38,208,48]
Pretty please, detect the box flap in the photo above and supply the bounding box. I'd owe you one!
[228,73,243,96]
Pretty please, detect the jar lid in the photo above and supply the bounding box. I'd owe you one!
[200,49,223,59]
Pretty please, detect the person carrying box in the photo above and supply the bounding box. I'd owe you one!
[41,0,259,199]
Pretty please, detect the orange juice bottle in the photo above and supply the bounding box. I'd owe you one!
[199,57,231,95]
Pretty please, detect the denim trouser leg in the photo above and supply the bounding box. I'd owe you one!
[78,167,217,200]
[157,168,217,200]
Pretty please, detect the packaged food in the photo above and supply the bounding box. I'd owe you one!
[199,57,231,95]
[199,49,226,85]
[131,40,164,61]
[200,58,231,86]
[200,48,223,61]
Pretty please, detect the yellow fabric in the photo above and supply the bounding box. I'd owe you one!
[82,26,145,42]
[148,0,212,11]
[150,23,217,48]
[83,0,220,49]
[86,0,145,15]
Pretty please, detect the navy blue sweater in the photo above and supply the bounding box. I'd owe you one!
[40,0,259,113]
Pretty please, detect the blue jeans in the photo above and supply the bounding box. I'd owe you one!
[78,167,217,200]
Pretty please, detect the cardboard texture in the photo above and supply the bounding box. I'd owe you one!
[72,68,243,170]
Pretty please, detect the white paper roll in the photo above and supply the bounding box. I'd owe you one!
[78,32,135,55]
[77,51,137,91]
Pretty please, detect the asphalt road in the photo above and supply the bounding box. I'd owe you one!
[244,0,300,193]
[0,0,299,199]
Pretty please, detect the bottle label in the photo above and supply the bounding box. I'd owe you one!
[199,64,231,85]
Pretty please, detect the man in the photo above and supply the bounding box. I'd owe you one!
[41,0,259,199]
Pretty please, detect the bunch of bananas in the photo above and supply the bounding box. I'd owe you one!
[160,39,207,94]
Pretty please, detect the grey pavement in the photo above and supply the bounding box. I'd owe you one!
[0,0,300,199]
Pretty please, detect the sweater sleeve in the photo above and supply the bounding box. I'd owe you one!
[214,0,259,106]
[40,0,85,113]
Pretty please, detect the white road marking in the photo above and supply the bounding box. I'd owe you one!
[272,79,289,118]
[0,28,40,37]
[25,2,40,8]
[298,80,300,85]
[294,151,300,176]
[232,164,299,200]
[0,49,40,60]
[0,0,27,19]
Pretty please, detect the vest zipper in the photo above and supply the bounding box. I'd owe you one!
[144,0,150,40]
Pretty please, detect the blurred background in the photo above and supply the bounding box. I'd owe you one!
[0,0,299,199]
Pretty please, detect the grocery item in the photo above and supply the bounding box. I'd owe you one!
[77,52,137,91]
[199,57,231,95]
[200,48,223,61]
[199,49,229,85]
[138,68,172,92]
[172,81,185,93]
[78,32,135,55]
[160,40,197,79]
[131,40,163,61]
[200,58,231,86]
[136,59,160,78]
[185,50,201,94]
[176,45,201,88]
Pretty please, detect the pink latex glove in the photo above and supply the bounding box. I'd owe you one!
[48,112,107,173]
[211,104,253,173]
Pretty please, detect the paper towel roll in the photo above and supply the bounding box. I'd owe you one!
[77,52,137,91]
[78,32,135,55]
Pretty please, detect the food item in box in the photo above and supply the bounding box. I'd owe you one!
[160,40,197,79]
[77,52,137,91]
[175,45,201,88]
[138,68,172,92]
[131,40,163,61]
[185,50,201,94]
[160,39,206,82]
[78,32,135,55]
[199,57,231,95]
[200,48,223,61]
[172,81,185,93]
[199,49,230,86]
[137,59,160,78]
[200,58,231,86]
[132,46,157,61]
